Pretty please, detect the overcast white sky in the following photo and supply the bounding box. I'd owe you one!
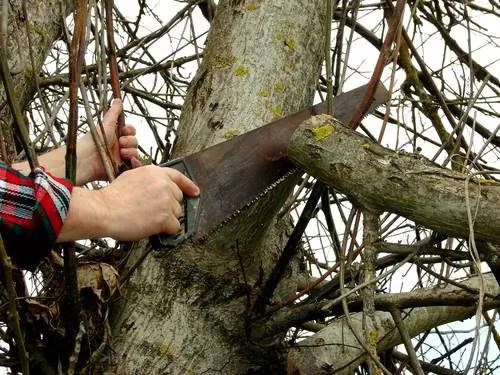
[3,1,499,373]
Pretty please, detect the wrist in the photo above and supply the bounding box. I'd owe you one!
[57,187,109,242]
[74,136,97,185]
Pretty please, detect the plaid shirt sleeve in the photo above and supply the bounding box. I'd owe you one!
[0,161,73,270]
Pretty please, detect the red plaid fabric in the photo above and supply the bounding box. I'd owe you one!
[0,161,73,270]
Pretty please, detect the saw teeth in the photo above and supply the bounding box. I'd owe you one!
[191,92,387,244]
[196,169,298,242]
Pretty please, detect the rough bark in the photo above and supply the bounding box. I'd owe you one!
[287,273,499,375]
[108,1,326,373]
[288,115,500,245]
[1,0,74,158]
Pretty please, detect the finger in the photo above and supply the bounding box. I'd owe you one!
[103,99,123,129]
[163,217,181,236]
[171,200,183,218]
[120,148,139,160]
[121,124,136,136]
[167,181,184,202]
[130,157,142,169]
[165,168,200,197]
[119,135,138,149]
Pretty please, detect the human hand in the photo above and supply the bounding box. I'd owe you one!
[57,165,200,242]
[12,99,140,184]
[99,165,199,240]
[77,99,141,185]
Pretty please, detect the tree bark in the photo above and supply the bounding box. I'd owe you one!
[1,0,74,158]
[288,115,500,245]
[108,1,326,373]
[287,273,499,375]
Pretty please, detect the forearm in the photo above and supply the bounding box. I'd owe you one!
[13,144,94,186]
[56,187,108,242]
[14,146,65,177]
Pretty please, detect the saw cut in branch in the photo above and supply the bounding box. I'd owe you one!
[287,115,500,245]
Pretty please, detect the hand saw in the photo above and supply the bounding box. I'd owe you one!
[152,82,390,248]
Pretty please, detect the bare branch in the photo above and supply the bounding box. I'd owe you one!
[286,273,499,375]
[289,115,500,245]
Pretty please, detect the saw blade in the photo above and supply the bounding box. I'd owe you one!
[179,82,390,242]
[198,168,300,242]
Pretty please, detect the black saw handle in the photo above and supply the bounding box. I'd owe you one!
[150,158,200,249]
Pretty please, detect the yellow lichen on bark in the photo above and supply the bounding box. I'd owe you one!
[311,124,334,141]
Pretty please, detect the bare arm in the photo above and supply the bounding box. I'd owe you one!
[6,100,199,267]
[13,100,140,185]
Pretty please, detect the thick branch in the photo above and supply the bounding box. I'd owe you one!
[288,115,500,245]
[0,0,75,158]
[286,273,499,375]
[252,273,500,340]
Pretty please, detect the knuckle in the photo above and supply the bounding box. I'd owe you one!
[167,168,182,180]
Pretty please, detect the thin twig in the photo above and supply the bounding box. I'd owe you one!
[80,84,116,181]
[430,337,474,366]
[0,234,29,375]
[337,0,360,94]
[320,188,340,259]
[482,311,500,351]
[391,350,461,375]
[252,181,325,315]
[390,308,425,375]
[105,0,130,171]
[63,0,87,364]
[347,0,406,129]
[21,0,58,147]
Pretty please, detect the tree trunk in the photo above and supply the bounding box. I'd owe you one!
[108,1,326,373]
[1,0,73,159]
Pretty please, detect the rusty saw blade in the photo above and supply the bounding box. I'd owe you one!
[153,82,389,248]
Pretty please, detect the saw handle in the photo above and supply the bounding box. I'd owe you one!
[150,158,200,249]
